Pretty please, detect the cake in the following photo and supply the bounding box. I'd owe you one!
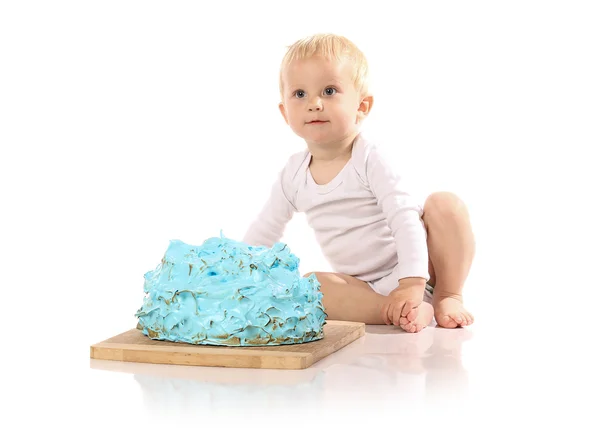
[135,233,327,346]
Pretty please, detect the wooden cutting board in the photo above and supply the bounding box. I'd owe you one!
[90,320,365,370]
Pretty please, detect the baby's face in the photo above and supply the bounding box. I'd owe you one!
[279,56,366,145]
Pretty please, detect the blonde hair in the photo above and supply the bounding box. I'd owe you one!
[279,33,370,99]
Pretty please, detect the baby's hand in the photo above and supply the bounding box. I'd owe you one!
[381,284,425,326]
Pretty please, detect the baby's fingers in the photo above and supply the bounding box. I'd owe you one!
[401,299,419,318]
[391,302,405,326]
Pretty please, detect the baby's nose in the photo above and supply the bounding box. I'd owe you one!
[308,98,323,111]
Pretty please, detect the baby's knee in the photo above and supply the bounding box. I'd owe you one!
[303,271,325,280]
[425,191,467,220]
[303,272,342,286]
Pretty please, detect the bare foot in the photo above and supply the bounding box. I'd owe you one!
[398,300,434,333]
[381,289,435,333]
[433,292,474,328]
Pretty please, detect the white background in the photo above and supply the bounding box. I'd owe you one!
[1,1,599,438]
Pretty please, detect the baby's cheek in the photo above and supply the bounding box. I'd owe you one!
[340,116,358,130]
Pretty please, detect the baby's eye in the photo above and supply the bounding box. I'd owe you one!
[294,90,306,98]
[324,87,337,96]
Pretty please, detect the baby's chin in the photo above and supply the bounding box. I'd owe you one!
[295,129,350,145]
[311,131,361,145]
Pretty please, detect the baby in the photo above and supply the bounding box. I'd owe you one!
[244,33,475,332]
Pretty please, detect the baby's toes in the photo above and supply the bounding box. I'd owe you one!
[451,313,466,327]
[459,312,473,326]
[466,312,475,325]
[406,323,426,333]
[400,322,416,333]
[437,314,459,329]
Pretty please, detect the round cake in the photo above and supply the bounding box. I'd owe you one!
[135,234,327,346]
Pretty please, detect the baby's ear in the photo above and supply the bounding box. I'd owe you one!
[279,103,289,125]
[357,95,374,122]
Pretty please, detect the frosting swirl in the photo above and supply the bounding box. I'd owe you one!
[135,234,326,346]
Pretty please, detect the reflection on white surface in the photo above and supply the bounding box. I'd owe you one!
[90,325,473,415]
[86,322,600,439]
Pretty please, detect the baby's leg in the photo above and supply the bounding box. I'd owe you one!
[303,272,387,324]
[422,192,476,328]
[304,272,433,332]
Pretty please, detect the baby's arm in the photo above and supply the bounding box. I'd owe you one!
[366,148,430,328]
[366,148,429,284]
[243,165,296,248]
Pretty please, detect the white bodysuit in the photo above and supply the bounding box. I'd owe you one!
[243,132,430,294]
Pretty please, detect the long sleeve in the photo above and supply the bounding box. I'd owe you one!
[243,165,296,248]
[365,148,430,281]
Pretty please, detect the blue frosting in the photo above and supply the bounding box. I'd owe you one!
[135,234,327,346]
